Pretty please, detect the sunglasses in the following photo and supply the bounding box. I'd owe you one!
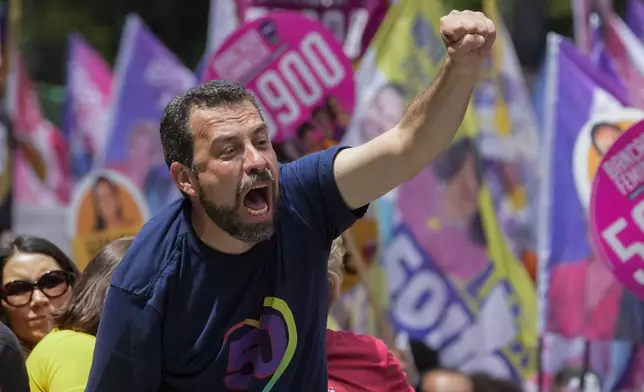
[0,270,74,307]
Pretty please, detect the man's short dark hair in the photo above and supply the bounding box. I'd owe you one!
[470,373,522,392]
[159,80,260,169]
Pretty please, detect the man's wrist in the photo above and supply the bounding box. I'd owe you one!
[443,56,483,78]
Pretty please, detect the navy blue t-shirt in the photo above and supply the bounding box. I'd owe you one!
[86,146,367,392]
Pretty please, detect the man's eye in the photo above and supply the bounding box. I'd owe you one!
[222,147,237,156]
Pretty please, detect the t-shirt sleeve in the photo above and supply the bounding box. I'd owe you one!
[85,286,162,392]
[280,145,369,244]
[0,326,29,392]
[383,349,415,392]
[27,332,96,392]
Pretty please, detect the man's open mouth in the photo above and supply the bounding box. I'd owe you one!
[242,183,271,216]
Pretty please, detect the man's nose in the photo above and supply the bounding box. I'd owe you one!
[243,145,267,173]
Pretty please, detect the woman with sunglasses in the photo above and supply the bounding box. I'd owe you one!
[26,237,133,392]
[0,236,79,357]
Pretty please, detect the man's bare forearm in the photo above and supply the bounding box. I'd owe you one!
[394,57,480,180]
[332,11,494,210]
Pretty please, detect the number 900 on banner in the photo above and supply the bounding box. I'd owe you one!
[590,120,644,298]
[203,11,355,143]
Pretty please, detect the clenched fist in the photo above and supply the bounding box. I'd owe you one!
[440,10,496,69]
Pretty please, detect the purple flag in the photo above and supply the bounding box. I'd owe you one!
[588,14,629,100]
[627,0,644,42]
[64,33,113,180]
[536,33,644,390]
[103,14,196,214]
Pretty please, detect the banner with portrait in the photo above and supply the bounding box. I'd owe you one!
[102,14,194,216]
[69,170,149,270]
[343,0,537,381]
[475,1,540,278]
[536,33,644,390]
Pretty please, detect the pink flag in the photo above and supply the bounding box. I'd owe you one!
[8,55,70,205]
[65,33,113,180]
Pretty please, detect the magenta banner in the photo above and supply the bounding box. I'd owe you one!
[236,0,388,60]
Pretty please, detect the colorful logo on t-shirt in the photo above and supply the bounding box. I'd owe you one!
[223,297,297,391]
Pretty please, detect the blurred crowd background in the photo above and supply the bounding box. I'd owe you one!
[2,0,644,391]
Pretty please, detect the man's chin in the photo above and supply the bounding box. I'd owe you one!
[235,221,276,243]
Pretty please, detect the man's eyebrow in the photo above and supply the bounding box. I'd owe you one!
[211,133,238,145]
[253,124,268,135]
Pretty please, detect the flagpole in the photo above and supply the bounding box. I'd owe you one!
[2,0,20,91]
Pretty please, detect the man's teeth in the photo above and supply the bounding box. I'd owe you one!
[246,206,268,216]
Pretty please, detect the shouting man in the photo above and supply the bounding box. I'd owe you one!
[86,10,496,392]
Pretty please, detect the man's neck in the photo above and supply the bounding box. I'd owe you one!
[190,204,254,255]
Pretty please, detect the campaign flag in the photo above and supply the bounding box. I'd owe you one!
[626,0,644,42]
[69,14,193,268]
[572,0,593,55]
[207,0,240,56]
[102,14,195,215]
[343,0,537,381]
[7,54,70,206]
[587,13,628,100]
[235,0,388,62]
[196,0,241,81]
[535,33,644,390]
[475,0,540,276]
[64,33,113,181]
[598,11,644,107]
[5,54,72,251]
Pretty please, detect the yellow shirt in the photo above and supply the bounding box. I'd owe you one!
[327,315,341,331]
[26,329,95,392]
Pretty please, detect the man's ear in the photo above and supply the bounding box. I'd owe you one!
[169,162,197,197]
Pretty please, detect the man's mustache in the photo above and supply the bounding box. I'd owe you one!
[238,170,274,195]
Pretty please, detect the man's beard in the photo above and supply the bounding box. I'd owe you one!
[197,170,278,243]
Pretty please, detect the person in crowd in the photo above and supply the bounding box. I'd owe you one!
[0,321,29,392]
[419,368,472,392]
[311,106,341,145]
[86,11,496,391]
[326,236,414,392]
[354,83,407,146]
[272,139,301,163]
[26,237,133,392]
[0,236,79,357]
[296,122,322,155]
[409,339,441,391]
[91,176,131,232]
[590,122,621,156]
[551,367,601,392]
[325,95,351,132]
[469,373,522,392]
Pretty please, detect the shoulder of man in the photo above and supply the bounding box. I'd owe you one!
[0,322,22,354]
[0,322,29,392]
[111,199,187,297]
